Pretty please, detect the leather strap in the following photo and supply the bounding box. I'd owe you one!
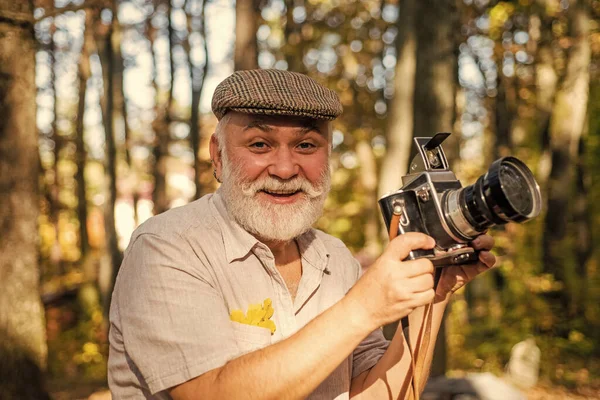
[388,213,434,400]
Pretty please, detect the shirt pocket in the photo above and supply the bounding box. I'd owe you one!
[231,322,272,355]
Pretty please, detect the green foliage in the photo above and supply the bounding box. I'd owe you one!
[47,302,108,382]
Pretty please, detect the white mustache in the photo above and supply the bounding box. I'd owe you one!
[240,176,325,199]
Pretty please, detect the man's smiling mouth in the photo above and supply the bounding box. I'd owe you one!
[260,189,302,198]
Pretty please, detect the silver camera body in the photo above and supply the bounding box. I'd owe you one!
[379,133,541,266]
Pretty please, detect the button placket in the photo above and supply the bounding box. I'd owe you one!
[293,264,322,314]
[293,241,329,309]
[256,251,297,337]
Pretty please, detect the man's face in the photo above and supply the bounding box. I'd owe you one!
[210,112,332,242]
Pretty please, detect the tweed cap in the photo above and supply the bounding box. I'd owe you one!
[211,69,343,121]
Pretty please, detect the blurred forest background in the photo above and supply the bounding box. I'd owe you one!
[0,0,599,398]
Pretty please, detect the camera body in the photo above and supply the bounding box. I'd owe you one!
[378,132,541,266]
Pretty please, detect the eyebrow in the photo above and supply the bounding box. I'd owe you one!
[299,122,323,136]
[243,119,324,136]
[244,120,273,132]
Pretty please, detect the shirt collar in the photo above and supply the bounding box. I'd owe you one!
[211,190,261,263]
[297,229,330,272]
[210,190,330,268]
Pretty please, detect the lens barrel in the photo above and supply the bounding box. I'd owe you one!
[445,157,541,239]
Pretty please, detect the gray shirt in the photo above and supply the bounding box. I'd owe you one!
[108,191,389,399]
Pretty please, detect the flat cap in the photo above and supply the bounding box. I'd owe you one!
[211,69,343,121]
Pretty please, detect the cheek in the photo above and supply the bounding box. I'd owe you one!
[229,152,270,180]
[302,154,329,182]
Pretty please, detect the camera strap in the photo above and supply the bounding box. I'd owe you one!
[399,300,434,400]
[389,214,435,400]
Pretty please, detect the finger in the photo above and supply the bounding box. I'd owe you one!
[408,288,436,307]
[478,250,496,269]
[402,258,435,279]
[459,258,495,280]
[471,234,495,251]
[386,232,436,261]
[406,272,435,293]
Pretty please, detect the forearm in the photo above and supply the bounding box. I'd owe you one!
[352,296,450,399]
[172,294,375,400]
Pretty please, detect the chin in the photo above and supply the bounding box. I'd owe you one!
[240,201,319,242]
[221,182,325,243]
[253,230,307,243]
[246,211,314,242]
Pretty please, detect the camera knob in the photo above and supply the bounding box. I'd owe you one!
[453,253,472,264]
[417,186,430,202]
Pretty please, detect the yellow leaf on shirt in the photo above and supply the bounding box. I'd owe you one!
[247,303,266,324]
[229,309,246,324]
[257,319,276,334]
[229,298,276,335]
[264,304,274,320]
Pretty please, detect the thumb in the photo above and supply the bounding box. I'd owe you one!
[384,232,436,261]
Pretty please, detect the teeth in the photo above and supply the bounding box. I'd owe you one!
[264,189,298,195]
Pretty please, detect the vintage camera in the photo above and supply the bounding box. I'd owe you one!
[378,132,542,266]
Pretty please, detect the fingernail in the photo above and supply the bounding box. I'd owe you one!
[472,238,480,246]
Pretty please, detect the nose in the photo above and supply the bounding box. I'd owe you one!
[267,147,299,180]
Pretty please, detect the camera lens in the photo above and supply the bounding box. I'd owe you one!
[444,156,542,240]
[499,161,533,216]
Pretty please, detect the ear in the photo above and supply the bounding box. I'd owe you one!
[209,134,223,180]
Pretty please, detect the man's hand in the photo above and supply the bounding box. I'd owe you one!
[348,232,437,330]
[435,234,496,301]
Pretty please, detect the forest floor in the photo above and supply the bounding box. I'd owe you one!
[525,383,600,399]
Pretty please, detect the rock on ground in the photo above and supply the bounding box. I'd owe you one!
[423,372,526,400]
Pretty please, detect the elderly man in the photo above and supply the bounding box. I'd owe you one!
[108,69,495,399]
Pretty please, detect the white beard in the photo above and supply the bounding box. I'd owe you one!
[219,152,330,243]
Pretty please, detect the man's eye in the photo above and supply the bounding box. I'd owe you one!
[298,142,316,150]
[250,142,268,149]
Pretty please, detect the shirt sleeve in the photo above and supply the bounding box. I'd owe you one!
[351,327,389,379]
[114,232,240,395]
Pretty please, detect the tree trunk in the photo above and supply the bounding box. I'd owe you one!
[113,11,129,166]
[355,140,380,259]
[535,42,558,184]
[381,0,418,344]
[377,0,417,199]
[0,1,49,398]
[493,73,514,159]
[413,0,459,164]
[413,0,459,377]
[284,0,306,73]
[235,0,259,70]
[381,0,459,370]
[75,11,93,257]
[574,125,592,309]
[542,0,590,318]
[109,5,137,224]
[50,22,64,274]
[95,5,123,315]
[187,0,210,199]
[152,1,173,215]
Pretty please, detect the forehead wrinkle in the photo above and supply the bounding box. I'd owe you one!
[243,119,273,132]
[297,125,324,137]
[240,117,327,139]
